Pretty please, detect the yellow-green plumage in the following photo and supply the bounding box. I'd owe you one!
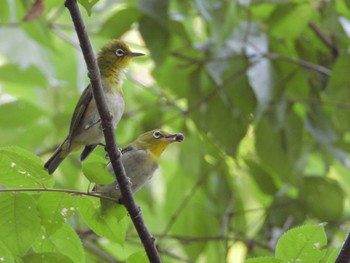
[94,130,184,199]
[44,40,144,174]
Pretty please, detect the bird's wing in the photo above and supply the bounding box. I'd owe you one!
[121,145,135,154]
[67,85,93,150]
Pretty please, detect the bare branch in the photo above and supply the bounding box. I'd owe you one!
[336,232,350,263]
[64,0,161,262]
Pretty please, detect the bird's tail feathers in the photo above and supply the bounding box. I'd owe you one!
[44,139,69,174]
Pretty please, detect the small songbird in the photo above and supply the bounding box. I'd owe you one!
[44,40,144,174]
[93,130,184,199]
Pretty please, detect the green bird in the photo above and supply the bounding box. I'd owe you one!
[45,40,144,174]
[94,130,184,199]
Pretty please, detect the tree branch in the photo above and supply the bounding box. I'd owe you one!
[63,1,161,262]
[336,232,350,263]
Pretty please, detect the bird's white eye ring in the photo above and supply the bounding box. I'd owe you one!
[115,48,125,57]
[153,131,162,139]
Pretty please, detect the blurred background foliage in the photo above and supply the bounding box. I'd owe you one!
[1,0,350,262]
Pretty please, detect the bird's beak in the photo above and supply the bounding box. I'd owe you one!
[164,133,185,142]
[128,52,145,57]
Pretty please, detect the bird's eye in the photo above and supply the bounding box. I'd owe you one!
[153,131,162,139]
[115,49,125,57]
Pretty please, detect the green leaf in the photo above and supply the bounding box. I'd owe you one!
[194,0,237,42]
[0,101,43,128]
[326,54,350,133]
[78,196,127,244]
[299,177,344,221]
[275,225,327,262]
[152,55,191,98]
[245,159,278,195]
[37,193,77,237]
[0,64,46,87]
[126,251,148,263]
[22,252,73,263]
[0,193,41,257]
[255,117,293,182]
[167,189,218,259]
[324,247,341,263]
[78,0,99,16]
[266,196,306,228]
[137,0,169,26]
[0,2,10,23]
[0,146,53,188]
[269,3,314,39]
[0,27,54,80]
[33,224,85,263]
[82,155,115,184]
[139,15,169,66]
[0,101,52,149]
[245,257,285,263]
[0,240,15,263]
[99,8,141,39]
[22,20,54,50]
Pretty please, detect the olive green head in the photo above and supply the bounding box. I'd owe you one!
[132,130,185,158]
[97,39,144,77]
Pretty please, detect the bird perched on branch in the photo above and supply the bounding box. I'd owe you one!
[94,130,184,199]
[44,40,144,174]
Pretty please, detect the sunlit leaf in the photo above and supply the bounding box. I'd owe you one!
[245,258,284,263]
[82,154,115,184]
[0,101,52,149]
[78,0,99,16]
[78,196,127,245]
[22,252,73,263]
[0,146,53,188]
[33,224,85,263]
[268,3,314,39]
[275,224,327,262]
[126,251,147,263]
[37,193,77,236]
[0,193,41,257]
[0,240,14,263]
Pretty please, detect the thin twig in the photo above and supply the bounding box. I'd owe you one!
[263,52,331,76]
[64,0,161,262]
[0,187,116,202]
[308,21,338,58]
[50,24,80,49]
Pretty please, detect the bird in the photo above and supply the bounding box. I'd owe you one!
[93,130,185,199]
[44,40,144,174]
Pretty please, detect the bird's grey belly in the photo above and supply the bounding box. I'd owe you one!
[96,150,157,198]
[75,92,124,145]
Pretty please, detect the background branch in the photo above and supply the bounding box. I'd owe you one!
[64,0,161,262]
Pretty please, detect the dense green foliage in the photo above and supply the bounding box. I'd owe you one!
[0,0,350,262]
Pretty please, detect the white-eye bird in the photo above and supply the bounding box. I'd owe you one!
[94,130,184,199]
[44,40,144,174]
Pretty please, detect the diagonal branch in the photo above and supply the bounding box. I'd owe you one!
[336,232,350,263]
[64,0,161,262]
